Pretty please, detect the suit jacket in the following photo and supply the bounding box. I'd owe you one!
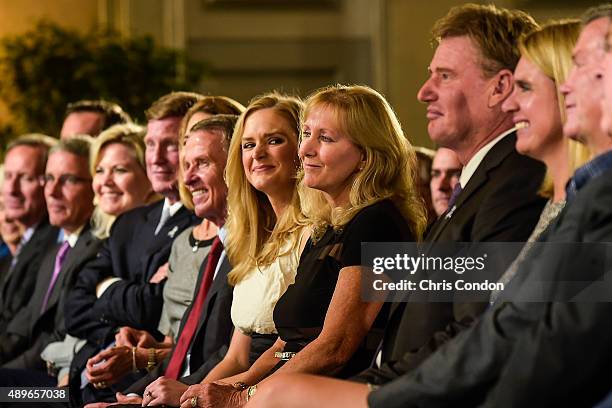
[125,254,234,394]
[358,133,547,383]
[0,227,102,370]
[64,200,196,347]
[0,218,59,333]
[367,166,612,408]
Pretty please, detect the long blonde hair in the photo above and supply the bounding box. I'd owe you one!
[299,84,427,241]
[519,20,591,197]
[225,92,307,286]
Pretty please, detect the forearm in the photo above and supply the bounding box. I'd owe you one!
[222,342,284,385]
[204,356,250,383]
[272,337,348,377]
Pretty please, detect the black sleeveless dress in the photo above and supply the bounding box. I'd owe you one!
[272,199,414,378]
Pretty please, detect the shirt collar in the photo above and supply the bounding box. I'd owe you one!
[62,224,86,248]
[459,128,515,188]
[566,150,612,200]
[217,226,227,246]
[163,198,184,218]
[21,223,39,246]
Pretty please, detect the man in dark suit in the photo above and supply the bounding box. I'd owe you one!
[0,134,60,333]
[64,92,202,405]
[358,3,545,382]
[0,136,99,384]
[83,116,238,408]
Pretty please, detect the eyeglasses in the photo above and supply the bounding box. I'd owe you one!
[43,174,92,187]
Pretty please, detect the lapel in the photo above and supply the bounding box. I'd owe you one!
[425,132,517,244]
[44,227,99,314]
[139,202,194,280]
[194,255,231,335]
[0,219,58,303]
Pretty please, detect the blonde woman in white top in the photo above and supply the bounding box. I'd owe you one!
[201,92,307,383]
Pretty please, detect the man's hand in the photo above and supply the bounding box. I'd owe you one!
[115,326,157,348]
[86,346,132,386]
[150,262,169,284]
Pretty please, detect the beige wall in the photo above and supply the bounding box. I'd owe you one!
[0,0,98,36]
[0,0,601,144]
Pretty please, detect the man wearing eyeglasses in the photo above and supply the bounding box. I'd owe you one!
[0,134,60,333]
[0,136,101,384]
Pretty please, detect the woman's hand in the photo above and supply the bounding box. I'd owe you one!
[141,376,188,407]
[179,381,247,408]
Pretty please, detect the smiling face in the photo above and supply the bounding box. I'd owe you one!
[241,108,298,201]
[417,36,493,151]
[44,150,94,233]
[144,117,181,200]
[93,142,153,216]
[561,17,607,150]
[299,105,363,207]
[2,145,47,227]
[502,56,563,160]
[182,130,228,225]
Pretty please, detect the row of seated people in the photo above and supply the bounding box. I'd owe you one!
[0,3,611,408]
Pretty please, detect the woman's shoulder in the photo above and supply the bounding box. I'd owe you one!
[344,199,413,241]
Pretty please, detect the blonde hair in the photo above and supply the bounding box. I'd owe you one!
[90,123,156,238]
[299,84,427,241]
[178,96,246,210]
[519,20,591,197]
[225,92,307,286]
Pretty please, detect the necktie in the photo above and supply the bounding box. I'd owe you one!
[447,183,463,208]
[165,237,223,379]
[40,241,71,314]
[155,205,171,235]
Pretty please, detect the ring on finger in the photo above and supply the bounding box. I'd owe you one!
[145,390,153,398]
[190,396,198,407]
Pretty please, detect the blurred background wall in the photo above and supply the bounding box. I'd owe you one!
[0,0,601,147]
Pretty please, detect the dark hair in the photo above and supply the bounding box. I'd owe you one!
[188,114,239,147]
[65,100,132,133]
[582,4,612,25]
[431,3,538,76]
[145,92,204,120]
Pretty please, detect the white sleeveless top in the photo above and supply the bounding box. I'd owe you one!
[230,234,301,335]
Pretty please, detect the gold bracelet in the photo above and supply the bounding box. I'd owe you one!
[246,385,257,401]
[146,348,157,372]
[131,347,137,372]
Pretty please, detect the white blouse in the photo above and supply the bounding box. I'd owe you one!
[230,235,301,335]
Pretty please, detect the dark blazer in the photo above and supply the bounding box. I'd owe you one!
[357,133,546,383]
[367,167,612,408]
[0,227,102,370]
[125,254,234,394]
[0,218,59,333]
[64,200,196,347]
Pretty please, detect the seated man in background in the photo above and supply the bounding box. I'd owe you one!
[0,135,60,334]
[429,147,461,217]
[60,99,132,139]
[0,136,100,385]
